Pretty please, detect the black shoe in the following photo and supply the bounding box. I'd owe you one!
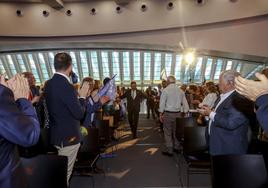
[162,151,173,157]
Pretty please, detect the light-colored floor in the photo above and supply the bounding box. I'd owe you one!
[70,115,211,188]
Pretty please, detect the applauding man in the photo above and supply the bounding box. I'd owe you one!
[44,53,88,184]
[0,74,40,188]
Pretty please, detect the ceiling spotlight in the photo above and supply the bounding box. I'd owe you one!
[116,6,122,13]
[91,8,96,15]
[16,10,23,17]
[184,51,196,65]
[167,2,174,9]
[196,0,205,5]
[42,10,49,17]
[141,4,147,12]
[66,9,72,16]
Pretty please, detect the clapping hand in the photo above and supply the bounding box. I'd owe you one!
[197,105,212,116]
[79,82,90,98]
[235,73,268,101]
[100,96,110,105]
[1,74,30,100]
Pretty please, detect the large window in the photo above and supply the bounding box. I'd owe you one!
[226,60,233,70]
[122,52,130,81]
[27,54,41,84]
[236,63,242,72]
[7,55,17,76]
[154,53,162,80]
[165,53,172,76]
[112,51,120,81]
[214,59,223,80]
[204,58,213,80]
[90,51,100,80]
[144,52,151,81]
[101,51,110,78]
[133,52,140,81]
[38,53,50,81]
[17,54,27,72]
[48,52,55,73]
[80,51,89,78]
[194,57,203,80]
[69,51,79,80]
[174,55,182,80]
[0,59,5,74]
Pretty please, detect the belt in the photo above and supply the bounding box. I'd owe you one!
[164,111,180,113]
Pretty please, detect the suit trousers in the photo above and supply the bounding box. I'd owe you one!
[128,109,139,137]
[55,143,80,185]
[163,112,181,153]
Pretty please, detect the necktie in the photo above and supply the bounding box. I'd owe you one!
[212,96,221,110]
[132,90,135,99]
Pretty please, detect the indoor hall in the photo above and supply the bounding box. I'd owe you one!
[0,0,268,188]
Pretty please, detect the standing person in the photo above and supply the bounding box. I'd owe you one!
[120,81,147,139]
[159,76,189,156]
[199,70,254,155]
[146,86,156,119]
[44,52,89,184]
[0,74,40,188]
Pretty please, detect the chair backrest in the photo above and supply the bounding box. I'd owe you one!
[176,116,197,142]
[212,154,268,188]
[183,126,208,154]
[79,127,99,154]
[21,155,68,188]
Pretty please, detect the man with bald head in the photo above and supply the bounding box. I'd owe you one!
[159,75,189,156]
[199,70,254,155]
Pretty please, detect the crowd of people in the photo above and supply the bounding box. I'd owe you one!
[1,51,268,187]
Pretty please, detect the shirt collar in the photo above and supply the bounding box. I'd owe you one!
[220,89,235,99]
[55,72,70,83]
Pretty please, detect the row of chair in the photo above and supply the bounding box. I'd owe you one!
[176,116,268,188]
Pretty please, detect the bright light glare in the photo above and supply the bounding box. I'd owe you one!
[184,52,195,65]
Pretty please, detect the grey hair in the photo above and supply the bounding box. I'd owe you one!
[221,70,240,86]
[167,75,176,83]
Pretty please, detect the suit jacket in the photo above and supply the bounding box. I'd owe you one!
[256,94,268,132]
[209,91,255,155]
[120,89,146,113]
[0,85,40,188]
[44,74,86,147]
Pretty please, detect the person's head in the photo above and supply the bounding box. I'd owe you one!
[148,85,152,90]
[207,85,217,94]
[22,72,36,86]
[219,70,240,94]
[180,84,187,92]
[94,80,101,90]
[162,80,167,88]
[103,77,111,85]
[131,81,137,90]
[188,84,197,94]
[157,83,162,90]
[167,75,176,85]
[81,77,94,91]
[54,52,72,76]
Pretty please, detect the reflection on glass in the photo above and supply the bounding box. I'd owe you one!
[27,54,41,83]
[80,51,89,78]
[144,52,151,81]
[133,52,140,81]
[112,51,120,81]
[48,52,55,73]
[214,59,223,80]
[205,58,213,80]
[154,53,161,80]
[175,55,182,80]
[90,51,100,80]
[17,54,27,72]
[165,53,172,76]
[226,60,232,70]
[7,55,17,76]
[123,52,130,81]
[101,51,110,79]
[38,53,50,81]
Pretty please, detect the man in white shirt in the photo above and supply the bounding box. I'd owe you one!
[159,75,189,156]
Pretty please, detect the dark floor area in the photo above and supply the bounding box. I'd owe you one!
[70,115,211,188]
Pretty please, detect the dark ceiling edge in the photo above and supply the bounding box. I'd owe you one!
[0,14,267,39]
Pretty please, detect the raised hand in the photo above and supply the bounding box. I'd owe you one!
[78,82,90,98]
[235,73,268,101]
[8,74,30,100]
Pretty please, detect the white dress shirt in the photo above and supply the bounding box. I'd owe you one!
[131,89,136,99]
[55,72,70,83]
[208,90,235,134]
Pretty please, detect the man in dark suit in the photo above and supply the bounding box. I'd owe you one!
[0,74,40,188]
[120,81,147,138]
[44,53,89,184]
[200,70,254,155]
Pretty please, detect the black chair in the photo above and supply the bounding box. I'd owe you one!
[212,154,268,188]
[21,155,68,188]
[176,116,197,143]
[183,126,210,187]
[74,127,100,175]
[96,119,110,146]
